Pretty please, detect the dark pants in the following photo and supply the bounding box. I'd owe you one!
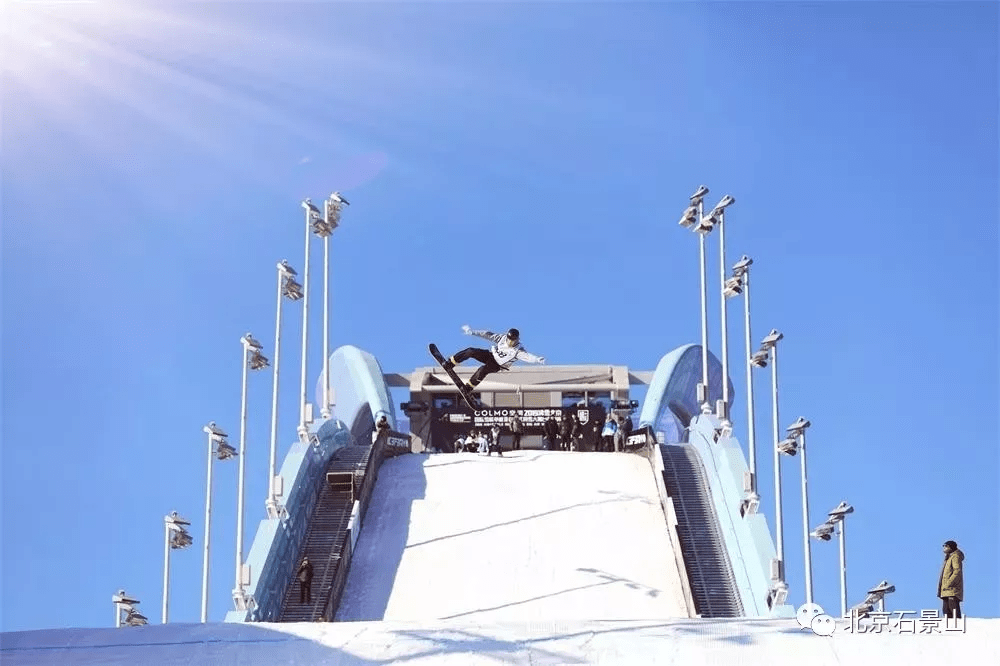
[300,580,312,604]
[511,432,522,450]
[451,347,502,387]
[942,597,961,619]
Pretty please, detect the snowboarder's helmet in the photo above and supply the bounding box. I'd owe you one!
[507,328,520,342]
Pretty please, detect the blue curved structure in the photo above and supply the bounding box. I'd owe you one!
[640,344,794,618]
[316,345,397,441]
[639,344,733,442]
[226,345,395,623]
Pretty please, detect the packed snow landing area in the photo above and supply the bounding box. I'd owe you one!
[4,450,998,664]
[336,450,691,622]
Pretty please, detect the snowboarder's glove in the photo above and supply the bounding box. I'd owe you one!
[461,325,471,334]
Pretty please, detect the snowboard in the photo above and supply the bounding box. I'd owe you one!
[428,343,483,410]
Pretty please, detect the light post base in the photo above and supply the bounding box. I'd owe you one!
[768,581,789,609]
[715,399,730,423]
[265,498,287,521]
[232,587,255,612]
[696,383,712,414]
[740,492,760,517]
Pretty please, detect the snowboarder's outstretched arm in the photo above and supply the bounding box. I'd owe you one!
[515,348,545,364]
[462,325,501,342]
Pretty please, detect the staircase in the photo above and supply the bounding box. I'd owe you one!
[660,444,743,618]
[277,444,373,622]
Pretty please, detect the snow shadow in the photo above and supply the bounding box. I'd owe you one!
[404,492,652,550]
[0,622,385,666]
[335,455,429,622]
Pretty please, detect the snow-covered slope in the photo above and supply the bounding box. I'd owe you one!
[4,618,996,665]
[336,450,690,622]
[4,450,996,665]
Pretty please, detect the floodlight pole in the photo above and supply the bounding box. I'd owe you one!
[162,518,172,624]
[235,336,252,602]
[742,269,757,491]
[321,233,331,419]
[201,429,214,622]
[717,210,730,423]
[799,430,814,605]
[770,342,785,571]
[838,520,848,617]
[298,206,313,440]
[267,265,286,516]
[697,199,711,413]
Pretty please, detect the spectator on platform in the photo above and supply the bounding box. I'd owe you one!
[510,415,524,450]
[938,540,965,619]
[616,413,633,451]
[543,416,559,450]
[476,430,489,455]
[297,557,313,604]
[376,414,390,433]
[560,414,573,451]
[489,424,504,456]
[569,414,581,452]
[601,414,618,452]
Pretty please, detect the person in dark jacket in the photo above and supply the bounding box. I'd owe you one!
[297,556,313,604]
[510,415,524,450]
[543,416,558,450]
[560,414,573,451]
[938,540,965,618]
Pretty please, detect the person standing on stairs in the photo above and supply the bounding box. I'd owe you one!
[297,556,313,604]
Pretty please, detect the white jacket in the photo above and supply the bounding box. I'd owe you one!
[466,328,545,369]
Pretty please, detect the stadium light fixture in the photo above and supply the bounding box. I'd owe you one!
[235,333,267,611]
[113,589,142,628]
[757,328,787,591]
[781,416,815,606]
[266,261,302,521]
[163,511,192,624]
[706,195,736,425]
[320,193,348,421]
[825,501,855,617]
[298,200,319,442]
[201,421,235,623]
[730,254,759,517]
[866,580,896,612]
[678,185,713,413]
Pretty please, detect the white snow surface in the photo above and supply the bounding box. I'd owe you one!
[4,451,998,664]
[5,617,997,665]
[336,450,690,622]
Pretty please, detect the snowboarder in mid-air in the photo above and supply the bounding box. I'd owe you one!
[441,325,546,392]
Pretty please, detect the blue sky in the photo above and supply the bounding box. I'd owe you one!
[2,0,997,632]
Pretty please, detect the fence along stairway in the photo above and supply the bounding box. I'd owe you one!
[659,443,743,617]
[277,444,373,621]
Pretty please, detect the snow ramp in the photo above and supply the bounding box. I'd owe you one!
[335,450,691,622]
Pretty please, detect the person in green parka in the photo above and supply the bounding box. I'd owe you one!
[937,540,964,619]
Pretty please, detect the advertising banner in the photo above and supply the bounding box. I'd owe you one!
[431,403,614,452]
